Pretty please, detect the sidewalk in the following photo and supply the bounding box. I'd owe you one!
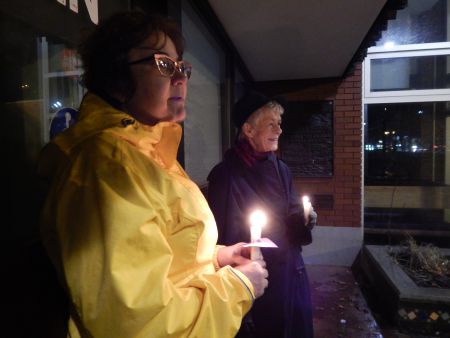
[307,265,440,338]
[307,264,384,337]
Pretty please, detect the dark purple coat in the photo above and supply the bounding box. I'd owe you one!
[207,148,314,338]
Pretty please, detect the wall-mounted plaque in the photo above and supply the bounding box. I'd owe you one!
[279,101,333,177]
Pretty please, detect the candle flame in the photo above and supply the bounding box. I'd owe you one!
[249,209,267,227]
[302,195,312,223]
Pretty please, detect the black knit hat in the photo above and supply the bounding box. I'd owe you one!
[232,90,286,128]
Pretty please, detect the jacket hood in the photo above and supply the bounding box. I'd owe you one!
[38,93,182,181]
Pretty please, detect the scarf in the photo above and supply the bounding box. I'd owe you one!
[234,138,271,168]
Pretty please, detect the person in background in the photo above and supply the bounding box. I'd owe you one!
[207,91,317,338]
[38,11,268,338]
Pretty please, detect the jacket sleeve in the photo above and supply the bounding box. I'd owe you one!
[282,162,302,219]
[206,164,230,244]
[281,161,315,246]
[207,164,249,246]
[41,147,254,338]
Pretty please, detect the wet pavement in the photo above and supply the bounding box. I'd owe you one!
[307,265,442,338]
[308,264,383,338]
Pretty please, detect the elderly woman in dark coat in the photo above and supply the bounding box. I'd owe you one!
[207,91,316,338]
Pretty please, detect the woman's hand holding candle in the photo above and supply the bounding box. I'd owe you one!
[234,260,268,298]
[301,195,317,230]
[217,243,268,298]
[217,243,252,267]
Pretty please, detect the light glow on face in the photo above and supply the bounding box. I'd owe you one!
[126,33,187,125]
[247,110,282,152]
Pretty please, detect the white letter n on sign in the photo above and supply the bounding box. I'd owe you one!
[67,0,98,25]
[84,0,98,25]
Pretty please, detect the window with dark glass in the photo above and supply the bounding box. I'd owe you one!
[370,54,450,92]
[364,0,450,238]
[364,102,449,230]
[0,0,129,242]
[365,102,447,185]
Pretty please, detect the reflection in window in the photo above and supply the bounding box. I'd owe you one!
[41,37,84,142]
[365,0,450,237]
[0,11,84,243]
[376,0,447,46]
[371,54,450,91]
[364,102,449,232]
[182,1,225,185]
[365,102,447,186]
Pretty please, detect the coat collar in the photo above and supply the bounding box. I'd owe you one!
[54,92,182,170]
[224,146,278,176]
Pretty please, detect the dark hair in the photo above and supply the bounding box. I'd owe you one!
[78,11,184,101]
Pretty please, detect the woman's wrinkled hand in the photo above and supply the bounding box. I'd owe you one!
[234,260,268,298]
[307,207,317,230]
[217,244,269,298]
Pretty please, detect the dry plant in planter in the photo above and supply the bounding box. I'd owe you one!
[390,236,450,289]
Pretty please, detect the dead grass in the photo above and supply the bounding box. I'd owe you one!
[389,236,450,288]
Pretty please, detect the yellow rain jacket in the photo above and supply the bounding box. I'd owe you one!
[38,93,254,338]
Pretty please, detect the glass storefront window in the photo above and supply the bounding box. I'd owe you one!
[41,36,84,142]
[364,101,449,231]
[364,1,450,238]
[182,1,225,185]
[1,0,130,243]
[371,54,450,92]
[365,102,447,186]
[0,11,83,242]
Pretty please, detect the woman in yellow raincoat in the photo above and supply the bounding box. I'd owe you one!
[38,11,268,338]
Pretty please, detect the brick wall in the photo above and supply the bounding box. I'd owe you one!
[255,63,363,227]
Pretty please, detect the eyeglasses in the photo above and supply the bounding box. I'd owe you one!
[129,53,192,79]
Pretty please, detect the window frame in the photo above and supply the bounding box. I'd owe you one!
[363,41,450,104]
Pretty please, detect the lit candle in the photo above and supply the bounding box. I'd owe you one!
[249,209,267,260]
[302,195,312,223]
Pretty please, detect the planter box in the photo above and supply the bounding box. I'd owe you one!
[360,245,450,334]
